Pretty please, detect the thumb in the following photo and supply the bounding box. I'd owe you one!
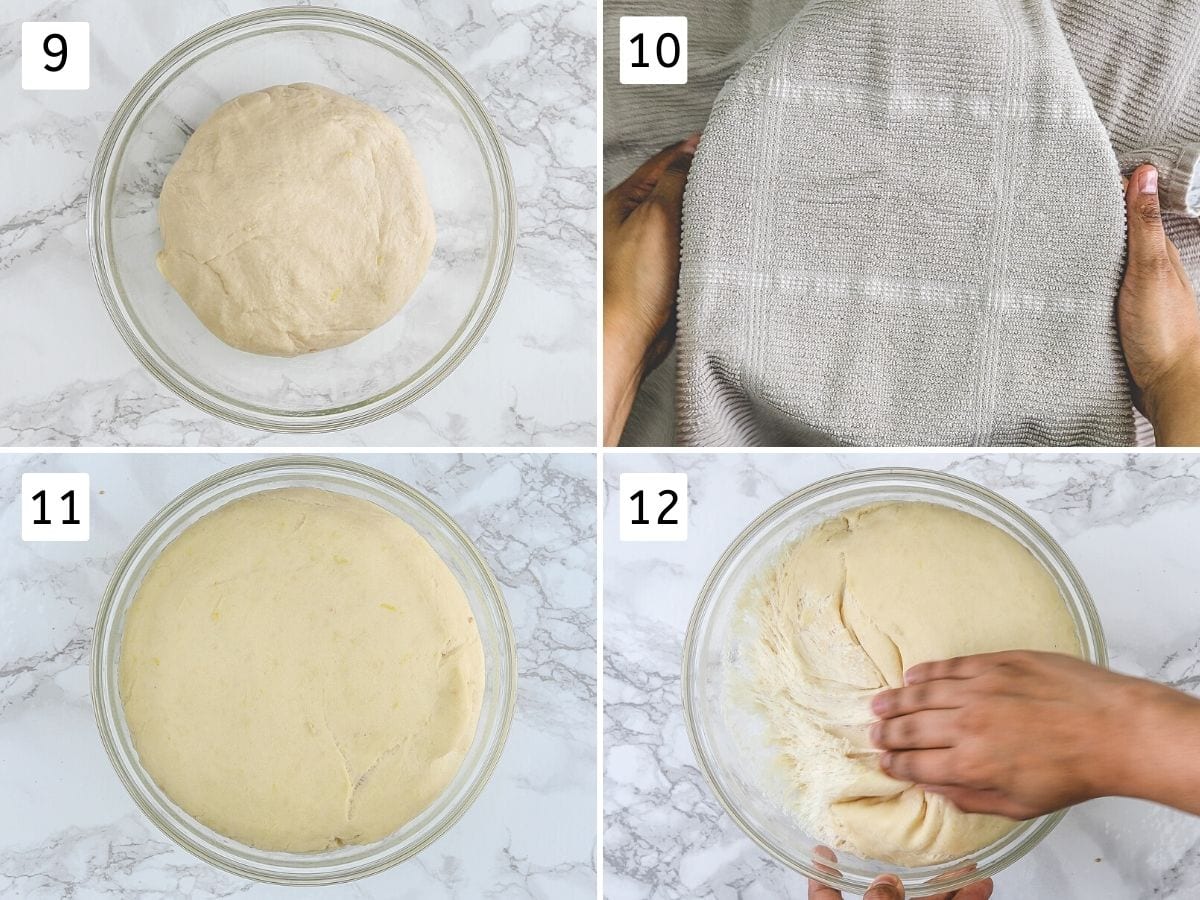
[645,144,696,226]
[863,875,905,900]
[1126,165,1171,276]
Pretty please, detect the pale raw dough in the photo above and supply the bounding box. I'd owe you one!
[730,501,1080,867]
[157,83,436,356]
[119,487,483,852]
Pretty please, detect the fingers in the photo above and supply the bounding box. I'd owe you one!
[879,749,964,786]
[870,709,960,750]
[607,135,700,222]
[924,784,1027,819]
[645,143,697,226]
[902,655,995,686]
[808,847,843,898]
[953,880,995,899]
[873,680,966,718]
[1125,165,1172,277]
[863,874,905,899]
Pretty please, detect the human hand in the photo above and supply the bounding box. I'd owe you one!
[807,847,993,899]
[1119,165,1200,445]
[870,650,1200,819]
[602,136,698,444]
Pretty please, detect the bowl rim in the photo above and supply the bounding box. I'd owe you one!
[90,455,518,884]
[87,6,518,433]
[681,466,1107,896]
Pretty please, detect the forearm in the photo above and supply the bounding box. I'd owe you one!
[1111,680,1200,814]
[1145,355,1200,447]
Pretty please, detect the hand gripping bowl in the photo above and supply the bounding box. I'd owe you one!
[92,457,517,883]
[682,468,1106,896]
[88,8,516,432]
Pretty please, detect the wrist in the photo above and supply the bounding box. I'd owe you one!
[1142,343,1200,446]
[604,295,658,362]
[603,311,649,446]
[1117,680,1200,805]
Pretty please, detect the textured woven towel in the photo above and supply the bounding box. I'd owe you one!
[607,0,1200,447]
[678,0,1134,447]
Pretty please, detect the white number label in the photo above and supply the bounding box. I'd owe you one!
[619,17,688,86]
[619,473,688,542]
[22,22,90,91]
[22,473,90,542]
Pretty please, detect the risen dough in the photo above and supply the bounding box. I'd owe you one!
[157,83,436,356]
[119,487,483,852]
[730,501,1079,866]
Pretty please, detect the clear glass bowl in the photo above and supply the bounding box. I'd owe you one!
[92,457,517,884]
[682,467,1106,897]
[88,8,516,432]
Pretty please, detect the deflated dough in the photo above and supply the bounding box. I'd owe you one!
[157,83,436,356]
[730,501,1079,866]
[119,487,483,852]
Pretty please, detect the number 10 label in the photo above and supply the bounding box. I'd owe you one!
[619,17,687,85]
[22,473,90,542]
[619,473,688,542]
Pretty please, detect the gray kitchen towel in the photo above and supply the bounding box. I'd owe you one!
[677,0,1133,447]
[607,0,1200,447]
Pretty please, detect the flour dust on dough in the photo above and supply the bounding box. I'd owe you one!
[727,501,1080,867]
[157,83,436,357]
[119,487,483,852]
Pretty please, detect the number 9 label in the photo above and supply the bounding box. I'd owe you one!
[619,17,688,86]
[22,22,89,91]
[619,473,688,542]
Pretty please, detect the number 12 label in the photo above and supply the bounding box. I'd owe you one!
[619,17,688,85]
[619,473,688,542]
[22,473,90,541]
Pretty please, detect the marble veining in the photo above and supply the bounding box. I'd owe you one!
[0,452,597,898]
[604,453,1200,900]
[0,0,596,447]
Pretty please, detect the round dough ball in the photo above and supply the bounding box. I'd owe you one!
[731,501,1080,867]
[156,83,436,357]
[119,487,484,852]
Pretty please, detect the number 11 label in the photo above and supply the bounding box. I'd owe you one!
[619,473,688,542]
[22,473,90,541]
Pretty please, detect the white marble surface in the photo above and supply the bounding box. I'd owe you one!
[0,0,596,447]
[603,452,1200,899]
[0,452,597,897]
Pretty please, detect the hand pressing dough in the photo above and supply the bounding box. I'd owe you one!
[730,501,1080,867]
[157,83,436,356]
[119,487,483,852]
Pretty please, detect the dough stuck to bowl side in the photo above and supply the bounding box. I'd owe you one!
[727,501,1080,867]
[118,487,483,852]
[156,83,436,357]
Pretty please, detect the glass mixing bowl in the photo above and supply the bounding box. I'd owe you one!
[682,467,1106,896]
[88,8,516,432]
[92,457,517,883]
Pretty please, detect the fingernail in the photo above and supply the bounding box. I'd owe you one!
[879,751,893,771]
[876,874,902,887]
[680,133,700,155]
[869,722,882,745]
[871,693,888,714]
[1141,167,1159,195]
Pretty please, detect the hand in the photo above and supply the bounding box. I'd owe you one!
[1119,165,1200,445]
[808,847,993,899]
[602,136,698,444]
[870,651,1200,819]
